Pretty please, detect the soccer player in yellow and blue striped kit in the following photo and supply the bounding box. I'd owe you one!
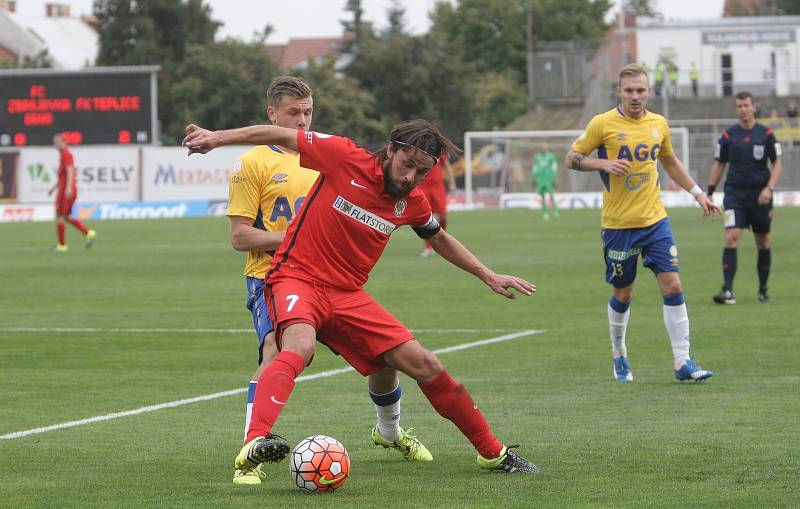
[223,76,431,484]
[566,64,720,383]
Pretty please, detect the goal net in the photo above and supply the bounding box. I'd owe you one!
[457,128,690,209]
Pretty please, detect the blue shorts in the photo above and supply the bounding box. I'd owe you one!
[723,186,772,234]
[602,218,680,288]
[245,276,274,364]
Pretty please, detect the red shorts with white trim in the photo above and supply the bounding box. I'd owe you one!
[265,276,415,376]
[55,190,77,216]
[421,181,447,216]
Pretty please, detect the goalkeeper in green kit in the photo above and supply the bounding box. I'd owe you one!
[532,142,559,220]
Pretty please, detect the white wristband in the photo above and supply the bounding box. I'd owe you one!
[689,185,704,198]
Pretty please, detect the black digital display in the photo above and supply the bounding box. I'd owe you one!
[0,68,157,146]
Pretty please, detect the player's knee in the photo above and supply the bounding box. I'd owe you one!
[614,286,633,303]
[755,235,770,250]
[280,324,316,362]
[413,351,443,384]
[724,230,741,247]
[660,278,682,296]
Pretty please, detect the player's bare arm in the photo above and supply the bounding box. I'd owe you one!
[565,149,631,176]
[660,154,721,218]
[443,159,456,192]
[65,165,75,199]
[427,229,535,299]
[707,160,727,197]
[759,157,782,205]
[183,124,298,155]
[229,216,286,252]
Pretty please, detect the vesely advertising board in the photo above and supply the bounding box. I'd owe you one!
[17,147,139,203]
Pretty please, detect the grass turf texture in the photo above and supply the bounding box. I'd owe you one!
[1,208,798,508]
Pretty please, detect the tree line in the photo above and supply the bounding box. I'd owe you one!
[87,0,623,145]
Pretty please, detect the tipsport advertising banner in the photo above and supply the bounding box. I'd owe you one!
[17,147,139,203]
[141,146,244,201]
[72,200,212,221]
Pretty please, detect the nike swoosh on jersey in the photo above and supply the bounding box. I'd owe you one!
[350,179,367,189]
[318,473,347,485]
[270,396,286,405]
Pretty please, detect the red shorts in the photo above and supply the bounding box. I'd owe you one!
[421,181,447,216]
[55,190,77,216]
[265,276,414,376]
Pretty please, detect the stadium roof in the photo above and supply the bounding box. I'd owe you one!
[637,15,800,29]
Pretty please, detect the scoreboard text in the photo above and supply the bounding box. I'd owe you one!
[0,71,154,146]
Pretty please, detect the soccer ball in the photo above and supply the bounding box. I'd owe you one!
[289,435,350,493]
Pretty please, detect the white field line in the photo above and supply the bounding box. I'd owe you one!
[0,329,544,441]
[0,327,522,334]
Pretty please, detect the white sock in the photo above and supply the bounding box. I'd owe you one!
[243,380,257,441]
[663,303,691,368]
[376,402,401,441]
[608,304,630,358]
[371,383,402,442]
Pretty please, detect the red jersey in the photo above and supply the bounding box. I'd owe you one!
[58,148,76,192]
[266,131,439,290]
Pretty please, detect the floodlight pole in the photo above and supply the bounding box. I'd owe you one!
[526,2,535,108]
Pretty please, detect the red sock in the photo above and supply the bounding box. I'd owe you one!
[419,370,503,458]
[57,222,65,245]
[245,350,305,443]
[68,218,89,235]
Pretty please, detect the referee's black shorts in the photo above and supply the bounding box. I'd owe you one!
[723,186,772,234]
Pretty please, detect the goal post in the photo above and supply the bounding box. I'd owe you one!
[461,127,690,209]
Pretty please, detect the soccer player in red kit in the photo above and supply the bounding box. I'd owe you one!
[419,156,456,257]
[184,119,540,474]
[48,134,96,252]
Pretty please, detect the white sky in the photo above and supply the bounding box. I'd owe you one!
[18,0,725,44]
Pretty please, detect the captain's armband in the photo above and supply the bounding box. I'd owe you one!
[570,154,585,171]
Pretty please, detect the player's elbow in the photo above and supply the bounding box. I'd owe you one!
[230,229,248,251]
[230,237,247,252]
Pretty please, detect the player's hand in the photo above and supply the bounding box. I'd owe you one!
[599,159,630,176]
[696,193,721,218]
[65,188,73,199]
[757,187,773,205]
[183,124,219,155]
[486,273,536,299]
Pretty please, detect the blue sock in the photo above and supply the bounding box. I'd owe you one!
[609,295,631,313]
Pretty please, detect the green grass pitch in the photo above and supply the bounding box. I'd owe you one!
[1,208,798,508]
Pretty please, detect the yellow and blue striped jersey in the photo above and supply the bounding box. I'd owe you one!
[226,144,319,278]
[572,106,673,229]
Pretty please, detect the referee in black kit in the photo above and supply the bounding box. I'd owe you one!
[708,91,783,304]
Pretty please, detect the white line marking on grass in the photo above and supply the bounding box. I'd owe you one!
[0,329,544,440]
[1,327,522,334]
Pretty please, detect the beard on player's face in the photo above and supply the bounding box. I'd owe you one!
[382,154,413,198]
